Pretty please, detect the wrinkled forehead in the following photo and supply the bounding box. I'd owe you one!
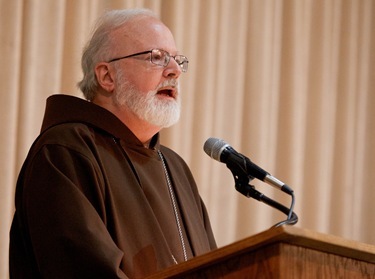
[110,16,177,53]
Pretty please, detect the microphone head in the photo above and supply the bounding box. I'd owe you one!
[203,137,230,161]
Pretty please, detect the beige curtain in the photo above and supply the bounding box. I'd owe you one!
[1,0,374,276]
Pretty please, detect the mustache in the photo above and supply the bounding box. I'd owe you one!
[155,79,179,91]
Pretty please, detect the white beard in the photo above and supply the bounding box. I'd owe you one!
[114,72,181,128]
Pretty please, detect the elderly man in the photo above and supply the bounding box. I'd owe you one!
[10,9,216,278]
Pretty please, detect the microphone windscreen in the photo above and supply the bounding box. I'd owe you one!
[203,137,228,161]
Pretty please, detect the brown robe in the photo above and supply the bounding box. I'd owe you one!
[10,94,216,278]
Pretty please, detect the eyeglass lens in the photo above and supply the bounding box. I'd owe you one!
[151,49,188,72]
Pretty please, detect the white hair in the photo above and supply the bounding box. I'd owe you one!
[113,68,181,128]
[77,9,157,100]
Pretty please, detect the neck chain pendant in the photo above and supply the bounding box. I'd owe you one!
[157,150,188,263]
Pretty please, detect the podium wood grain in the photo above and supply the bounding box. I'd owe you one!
[147,226,375,278]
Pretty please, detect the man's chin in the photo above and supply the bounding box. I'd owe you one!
[142,103,181,128]
[146,113,180,128]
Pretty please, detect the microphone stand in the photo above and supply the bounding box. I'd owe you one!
[233,176,298,227]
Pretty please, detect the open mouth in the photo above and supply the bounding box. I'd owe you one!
[157,88,176,99]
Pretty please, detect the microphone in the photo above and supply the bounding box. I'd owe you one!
[203,137,293,195]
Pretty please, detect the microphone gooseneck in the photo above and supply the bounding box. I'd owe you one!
[204,137,293,195]
[203,137,298,227]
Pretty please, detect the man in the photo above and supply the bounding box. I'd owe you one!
[10,9,216,278]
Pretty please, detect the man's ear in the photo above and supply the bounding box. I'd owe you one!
[95,62,115,92]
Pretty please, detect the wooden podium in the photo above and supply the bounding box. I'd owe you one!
[147,226,375,278]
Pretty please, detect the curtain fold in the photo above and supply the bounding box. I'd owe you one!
[1,0,374,277]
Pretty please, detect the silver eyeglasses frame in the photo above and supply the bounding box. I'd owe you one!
[107,48,189,72]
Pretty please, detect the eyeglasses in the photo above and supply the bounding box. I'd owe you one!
[108,48,189,72]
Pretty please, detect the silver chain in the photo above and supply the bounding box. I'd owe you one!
[157,150,188,263]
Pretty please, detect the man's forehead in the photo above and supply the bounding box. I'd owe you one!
[116,16,164,36]
[111,17,176,52]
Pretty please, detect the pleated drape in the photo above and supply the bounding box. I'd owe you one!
[1,0,374,277]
